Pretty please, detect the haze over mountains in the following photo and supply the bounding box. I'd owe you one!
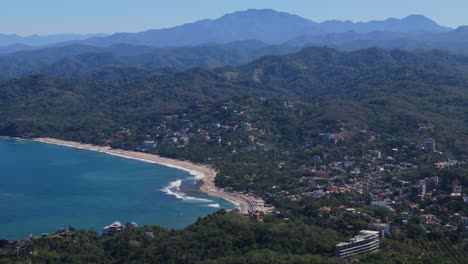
[0,33,107,50]
[2,9,468,80]
[0,9,460,49]
[0,41,300,79]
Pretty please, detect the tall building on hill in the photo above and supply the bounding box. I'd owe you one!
[411,180,426,201]
[425,176,439,192]
[424,139,436,152]
[336,230,380,258]
[418,179,427,198]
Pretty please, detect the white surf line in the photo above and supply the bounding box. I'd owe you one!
[32,138,239,210]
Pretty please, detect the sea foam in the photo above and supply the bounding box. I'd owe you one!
[161,179,213,203]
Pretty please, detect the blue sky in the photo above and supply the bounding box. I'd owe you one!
[2,0,465,35]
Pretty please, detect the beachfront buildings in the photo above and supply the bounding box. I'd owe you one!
[336,230,380,258]
[247,198,267,214]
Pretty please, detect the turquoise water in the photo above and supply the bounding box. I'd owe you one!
[0,138,233,240]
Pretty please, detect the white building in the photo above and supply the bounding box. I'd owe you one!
[336,230,380,258]
[370,200,387,207]
[102,221,123,236]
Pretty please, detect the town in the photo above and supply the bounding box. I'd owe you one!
[100,97,467,257]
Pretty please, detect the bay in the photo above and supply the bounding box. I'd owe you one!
[0,138,233,240]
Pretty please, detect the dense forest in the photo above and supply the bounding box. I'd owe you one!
[1,211,467,263]
[1,47,467,155]
[1,47,467,263]
[0,41,298,80]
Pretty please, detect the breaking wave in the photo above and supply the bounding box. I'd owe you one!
[161,179,213,203]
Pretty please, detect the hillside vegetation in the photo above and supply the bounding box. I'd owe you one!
[1,47,467,263]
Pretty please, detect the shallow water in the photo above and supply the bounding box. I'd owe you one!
[0,138,233,240]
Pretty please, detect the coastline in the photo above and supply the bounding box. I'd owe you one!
[31,138,254,214]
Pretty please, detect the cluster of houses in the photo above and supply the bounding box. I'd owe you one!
[100,99,467,258]
[0,228,75,257]
[280,132,467,252]
[101,221,155,239]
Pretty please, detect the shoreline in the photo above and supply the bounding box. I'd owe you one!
[31,137,254,214]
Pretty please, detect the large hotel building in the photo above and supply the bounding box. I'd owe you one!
[336,230,380,257]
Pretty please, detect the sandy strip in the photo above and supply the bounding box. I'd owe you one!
[32,138,251,214]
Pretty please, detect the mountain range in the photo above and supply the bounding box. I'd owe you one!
[0,33,107,48]
[0,41,300,79]
[2,9,468,80]
[1,10,468,262]
[55,9,453,48]
[0,9,458,52]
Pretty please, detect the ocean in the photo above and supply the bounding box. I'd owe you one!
[0,137,234,240]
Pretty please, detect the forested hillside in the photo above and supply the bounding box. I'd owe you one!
[0,42,297,79]
[1,47,467,155]
[1,47,467,263]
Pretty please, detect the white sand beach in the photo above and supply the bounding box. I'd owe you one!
[33,138,255,214]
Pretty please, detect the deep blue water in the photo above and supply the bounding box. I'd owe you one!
[0,138,233,240]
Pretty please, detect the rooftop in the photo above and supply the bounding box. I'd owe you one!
[336,230,379,247]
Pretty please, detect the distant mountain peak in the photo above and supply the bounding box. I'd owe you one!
[230,8,289,15]
[72,8,321,47]
[454,25,468,32]
[402,14,439,25]
[318,14,450,34]
[448,26,468,38]
[22,9,454,49]
[236,8,277,13]
[219,8,315,22]
[403,14,431,20]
